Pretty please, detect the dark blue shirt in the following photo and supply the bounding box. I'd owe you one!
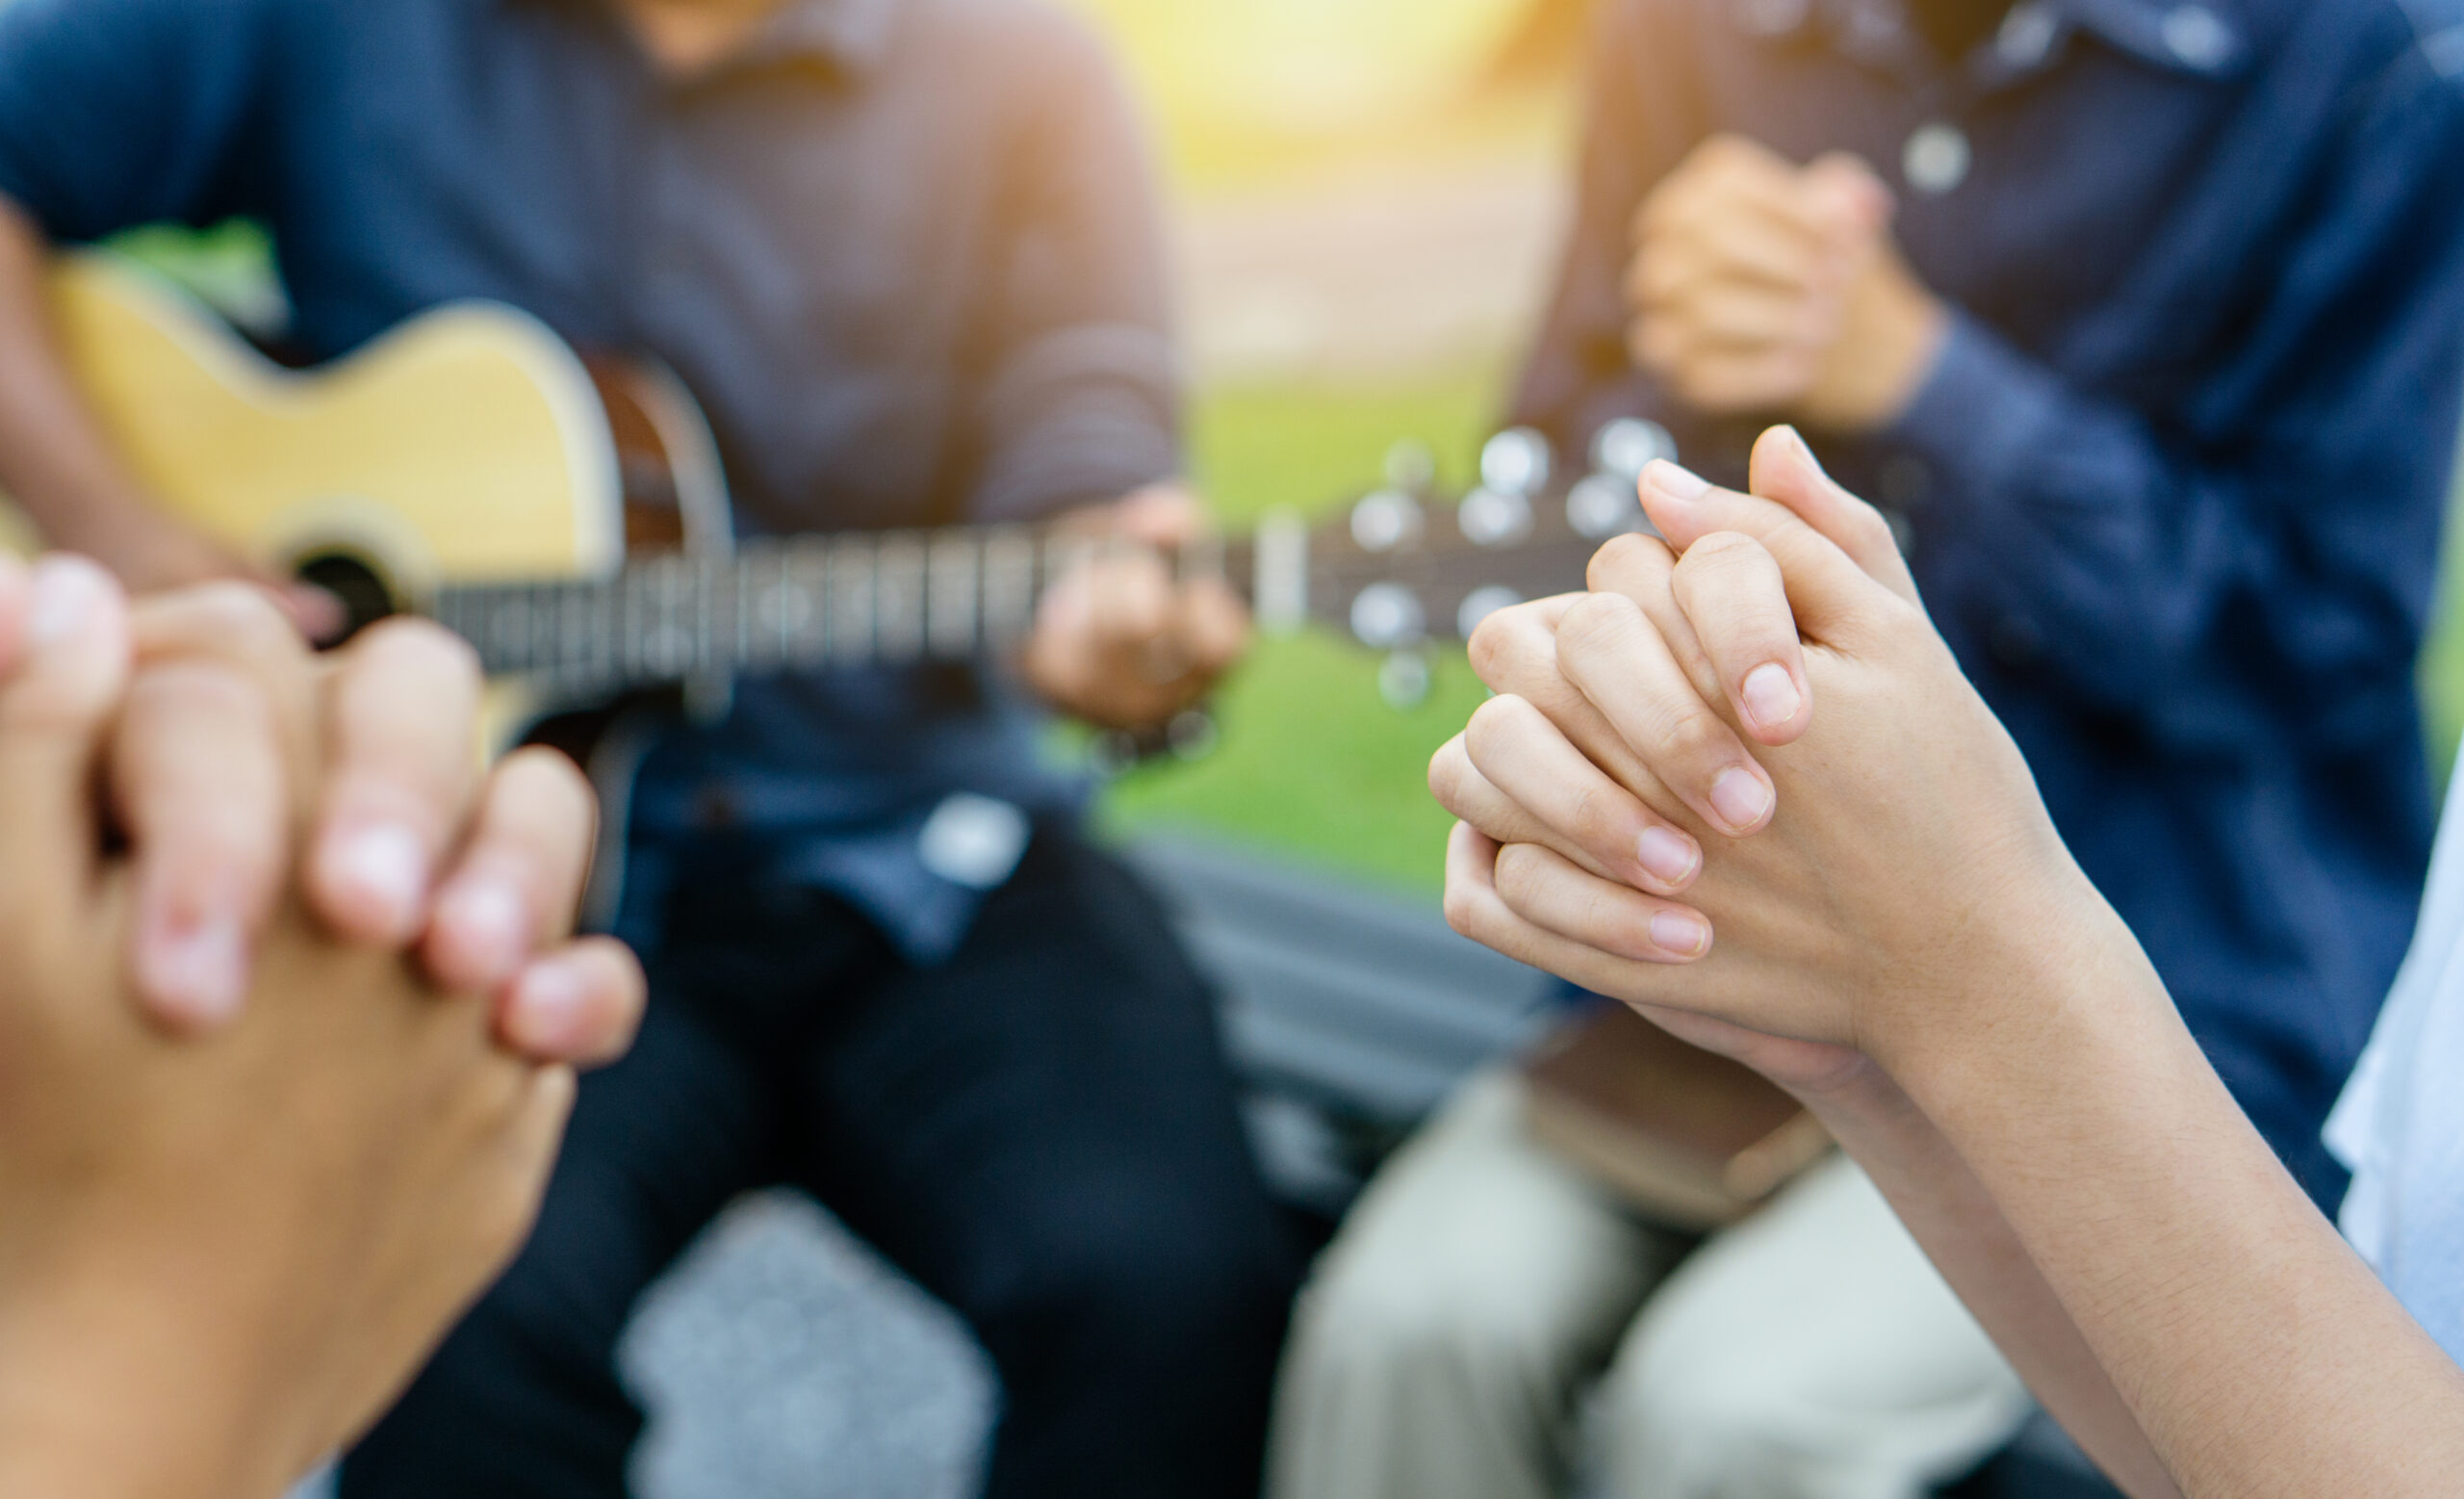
[1520,0,2464,1202]
[0,0,1181,960]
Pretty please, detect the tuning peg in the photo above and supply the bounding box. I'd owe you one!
[1456,585,1523,640]
[1378,649,1433,711]
[1349,582,1427,650]
[1589,418,1677,484]
[1349,489,1424,553]
[1168,707,1219,761]
[1383,438,1439,496]
[1479,426,1553,499]
[1566,474,1644,540]
[1457,486,1534,549]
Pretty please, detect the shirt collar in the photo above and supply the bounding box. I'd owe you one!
[1728,0,2251,83]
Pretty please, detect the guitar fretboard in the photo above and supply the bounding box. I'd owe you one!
[431,525,1252,696]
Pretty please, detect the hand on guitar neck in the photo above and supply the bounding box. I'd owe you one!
[0,199,343,640]
[1021,484,1250,733]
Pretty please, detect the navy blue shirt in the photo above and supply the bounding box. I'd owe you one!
[1521,0,2464,1202]
[0,0,1181,960]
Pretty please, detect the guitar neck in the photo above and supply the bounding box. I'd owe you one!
[431,522,1275,695]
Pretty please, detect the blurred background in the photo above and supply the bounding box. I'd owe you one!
[123,0,2464,892]
[123,4,2460,1496]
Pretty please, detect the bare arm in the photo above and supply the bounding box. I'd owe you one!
[0,196,325,624]
[1438,429,2464,1498]
[1885,921,2464,1499]
[0,198,161,550]
[1791,1065,2182,1498]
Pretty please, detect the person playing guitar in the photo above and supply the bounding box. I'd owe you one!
[0,0,1303,1494]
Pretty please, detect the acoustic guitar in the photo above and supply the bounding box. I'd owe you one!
[45,253,1815,1178]
[35,252,1674,748]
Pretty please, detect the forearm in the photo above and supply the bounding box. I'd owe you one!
[0,195,162,547]
[1886,890,2464,1498]
[0,1247,309,1499]
[1796,1065,2178,1498]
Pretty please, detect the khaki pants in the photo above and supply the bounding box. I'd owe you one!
[1269,1068,2031,1499]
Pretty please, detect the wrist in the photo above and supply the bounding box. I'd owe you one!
[1870,873,2173,1131]
[0,1238,314,1499]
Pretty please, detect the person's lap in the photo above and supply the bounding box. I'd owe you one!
[1270,1065,2027,1499]
[341,826,1299,1499]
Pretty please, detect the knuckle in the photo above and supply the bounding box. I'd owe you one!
[1461,694,1532,762]
[1426,739,1466,806]
[1555,591,1641,659]
[1466,605,1537,683]
[175,582,303,660]
[1565,781,1626,849]
[1651,700,1734,769]
[357,616,484,686]
[492,747,598,840]
[1845,500,1896,555]
[1586,533,1667,593]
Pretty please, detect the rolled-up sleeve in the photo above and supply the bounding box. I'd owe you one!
[1895,47,2464,757]
[964,11,1179,523]
[0,0,282,240]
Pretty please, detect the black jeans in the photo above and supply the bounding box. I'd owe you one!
[341,827,1301,1499]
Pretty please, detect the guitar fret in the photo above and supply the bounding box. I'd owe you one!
[980,527,1038,653]
[876,533,927,664]
[827,534,876,666]
[788,539,828,667]
[422,510,1297,707]
[927,530,980,659]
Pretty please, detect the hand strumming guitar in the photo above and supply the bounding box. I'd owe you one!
[1021,484,1250,732]
[0,199,342,638]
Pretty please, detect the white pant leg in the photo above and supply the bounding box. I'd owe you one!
[1269,1067,1687,1499]
[1597,1152,2032,1499]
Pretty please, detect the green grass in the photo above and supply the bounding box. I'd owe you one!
[1112,382,2464,891]
[1092,369,1511,893]
[2421,474,2464,780]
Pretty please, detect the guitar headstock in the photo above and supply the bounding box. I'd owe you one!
[1271,420,1679,706]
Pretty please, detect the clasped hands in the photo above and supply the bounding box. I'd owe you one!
[1629,135,1947,431]
[1432,426,2098,1091]
[0,559,644,1499]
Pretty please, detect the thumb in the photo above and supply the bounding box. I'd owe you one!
[1632,454,1904,650]
[1744,426,1921,607]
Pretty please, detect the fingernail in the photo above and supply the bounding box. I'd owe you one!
[436,878,528,983]
[327,822,428,936]
[1642,459,1711,502]
[1742,663,1802,731]
[1636,826,1700,888]
[1709,767,1774,832]
[142,914,247,1027]
[505,958,588,1055]
[28,556,109,646]
[1650,910,1711,959]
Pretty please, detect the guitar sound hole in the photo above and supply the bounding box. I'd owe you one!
[295,554,398,645]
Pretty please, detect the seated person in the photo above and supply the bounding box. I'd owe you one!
[1273,4,2464,1496]
[0,0,1302,1493]
[1435,427,2464,1499]
[0,555,644,1499]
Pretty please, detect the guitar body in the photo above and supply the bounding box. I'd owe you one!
[51,254,627,591]
[35,253,741,749]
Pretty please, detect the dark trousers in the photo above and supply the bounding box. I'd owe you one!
[341,828,1301,1499]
